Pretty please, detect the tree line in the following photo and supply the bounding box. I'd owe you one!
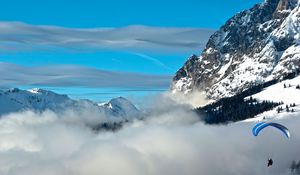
[195,69,300,124]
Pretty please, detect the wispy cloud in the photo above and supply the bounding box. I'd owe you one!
[132,53,173,71]
[0,62,171,89]
[0,21,215,53]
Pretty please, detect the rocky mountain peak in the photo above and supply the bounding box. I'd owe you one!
[171,0,300,101]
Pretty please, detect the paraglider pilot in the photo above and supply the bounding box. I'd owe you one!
[268,158,273,167]
[252,122,290,168]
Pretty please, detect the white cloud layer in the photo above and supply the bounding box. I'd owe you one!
[0,95,299,175]
[0,62,171,89]
[0,21,215,53]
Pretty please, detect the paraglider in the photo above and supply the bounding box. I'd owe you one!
[252,122,290,167]
[252,122,290,138]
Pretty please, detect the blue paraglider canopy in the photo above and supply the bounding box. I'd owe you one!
[252,122,290,138]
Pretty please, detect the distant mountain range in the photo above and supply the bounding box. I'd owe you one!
[0,88,142,121]
[172,0,300,100]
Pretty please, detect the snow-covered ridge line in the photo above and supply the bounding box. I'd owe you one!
[0,88,142,121]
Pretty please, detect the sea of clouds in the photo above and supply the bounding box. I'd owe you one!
[0,94,299,175]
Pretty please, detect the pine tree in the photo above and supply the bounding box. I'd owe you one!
[277,107,281,113]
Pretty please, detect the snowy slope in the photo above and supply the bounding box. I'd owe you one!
[0,88,70,115]
[0,88,142,120]
[244,75,300,122]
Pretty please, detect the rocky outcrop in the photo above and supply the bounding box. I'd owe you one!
[172,0,300,100]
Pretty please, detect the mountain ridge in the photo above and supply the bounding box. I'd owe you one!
[172,0,300,101]
[0,88,142,121]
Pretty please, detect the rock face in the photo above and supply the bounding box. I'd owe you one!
[172,0,300,100]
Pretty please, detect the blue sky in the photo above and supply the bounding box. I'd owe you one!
[0,0,261,28]
[0,0,262,101]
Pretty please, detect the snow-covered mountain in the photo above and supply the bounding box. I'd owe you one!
[0,88,142,120]
[172,0,300,100]
[98,97,142,120]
